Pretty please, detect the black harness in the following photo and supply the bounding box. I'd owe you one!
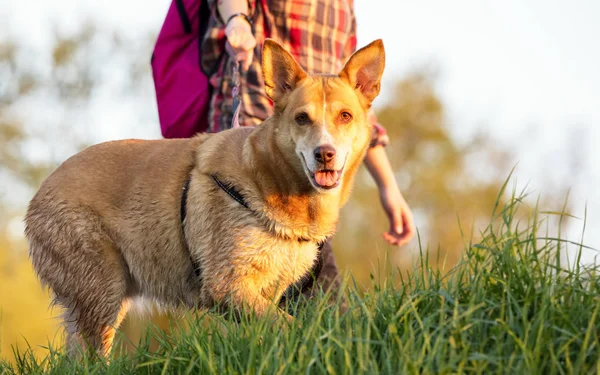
[210,175,249,209]
[180,174,324,301]
[180,175,201,278]
[180,174,253,279]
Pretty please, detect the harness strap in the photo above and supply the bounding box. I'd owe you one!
[211,174,249,209]
[180,175,191,223]
[180,175,202,278]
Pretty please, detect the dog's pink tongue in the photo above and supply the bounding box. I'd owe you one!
[315,170,339,187]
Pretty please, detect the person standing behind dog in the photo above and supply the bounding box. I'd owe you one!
[166,0,415,297]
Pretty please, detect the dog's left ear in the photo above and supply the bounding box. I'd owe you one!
[262,39,307,102]
[339,39,385,105]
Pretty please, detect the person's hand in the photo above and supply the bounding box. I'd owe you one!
[225,16,256,71]
[379,185,415,246]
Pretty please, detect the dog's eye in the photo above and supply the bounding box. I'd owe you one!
[295,112,310,125]
[339,111,353,123]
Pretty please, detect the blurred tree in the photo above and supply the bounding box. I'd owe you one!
[0,25,160,362]
[1,24,156,199]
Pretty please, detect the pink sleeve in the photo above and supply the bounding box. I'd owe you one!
[368,111,389,148]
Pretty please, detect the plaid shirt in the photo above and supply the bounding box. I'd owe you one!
[201,0,387,146]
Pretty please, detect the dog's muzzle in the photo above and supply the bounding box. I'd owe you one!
[300,151,345,190]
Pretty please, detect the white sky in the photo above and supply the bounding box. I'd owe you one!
[2,0,599,260]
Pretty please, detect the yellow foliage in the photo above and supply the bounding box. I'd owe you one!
[0,239,178,362]
[0,240,64,364]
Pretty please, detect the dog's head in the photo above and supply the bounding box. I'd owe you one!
[262,39,385,192]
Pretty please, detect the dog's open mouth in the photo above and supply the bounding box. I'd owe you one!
[311,168,343,189]
[300,153,346,190]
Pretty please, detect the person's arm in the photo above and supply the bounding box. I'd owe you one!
[217,0,256,70]
[364,145,415,246]
[216,0,249,20]
[339,6,413,245]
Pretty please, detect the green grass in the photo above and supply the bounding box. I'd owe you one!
[2,187,599,374]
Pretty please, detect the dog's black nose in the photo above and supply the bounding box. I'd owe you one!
[314,145,336,164]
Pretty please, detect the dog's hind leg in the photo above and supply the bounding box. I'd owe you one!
[62,236,130,358]
[64,298,132,358]
[27,204,132,358]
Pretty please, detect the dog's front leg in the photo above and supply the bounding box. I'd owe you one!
[241,286,294,323]
[217,283,294,324]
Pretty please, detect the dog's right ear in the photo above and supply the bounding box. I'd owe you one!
[262,39,307,102]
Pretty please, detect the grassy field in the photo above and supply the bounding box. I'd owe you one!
[1,187,599,374]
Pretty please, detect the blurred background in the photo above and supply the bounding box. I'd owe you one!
[1,0,598,362]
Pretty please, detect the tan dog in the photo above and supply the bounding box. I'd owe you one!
[25,39,385,356]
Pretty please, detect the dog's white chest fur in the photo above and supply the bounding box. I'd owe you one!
[233,232,320,297]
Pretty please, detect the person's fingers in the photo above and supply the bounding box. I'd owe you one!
[229,35,246,51]
[225,18,255,51]
[240,35,256,51]
[383,232,397,245]
[395,233,411,247]
[225,42,254,70]
[383,218,414,246]
[386,232,410,247]
[402,211,415,240]
[383,231,403,246]
[225,32,255,70]
[393,216,404,236]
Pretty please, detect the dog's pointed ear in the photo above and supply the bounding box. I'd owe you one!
[339,39,385,105]
[262,39,307,102]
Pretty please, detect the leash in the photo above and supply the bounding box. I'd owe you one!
[231,60,242,128]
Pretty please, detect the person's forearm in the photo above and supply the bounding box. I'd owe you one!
[217,0,249,22]
[364,146,398,189]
